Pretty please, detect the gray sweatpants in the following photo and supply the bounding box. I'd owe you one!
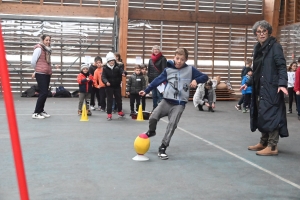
[149,99,185,147]
[78,93,91,110]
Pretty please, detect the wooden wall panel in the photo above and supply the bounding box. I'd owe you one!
[2,18,115,93]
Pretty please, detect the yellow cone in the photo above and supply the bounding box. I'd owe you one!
[136,104,144,121]
[80,104,89,121]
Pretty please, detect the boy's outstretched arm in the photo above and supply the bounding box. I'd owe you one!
[192,67,208,84]
[139,69,167,95]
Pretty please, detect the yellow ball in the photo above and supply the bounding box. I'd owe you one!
[134,134,150,155]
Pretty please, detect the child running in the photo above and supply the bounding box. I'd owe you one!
[139,48,208,160]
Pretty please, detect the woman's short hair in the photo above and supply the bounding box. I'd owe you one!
[152,45,161,53]
[252,20,272,36]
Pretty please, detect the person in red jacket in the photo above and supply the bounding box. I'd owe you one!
[294,61,300,120]
[77,64,94,116]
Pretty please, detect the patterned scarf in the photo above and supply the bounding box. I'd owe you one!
[39,43,52,64]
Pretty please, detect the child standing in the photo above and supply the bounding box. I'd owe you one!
[126,66,146,115]
[241,67,253,113]
[235,58,252,111]
[102,52,127,120]
[287,62,297,113]
[193,80,216,112]
[139,48,208,160]
[140,64,149,111]
[89,56,102,110]
[93,57,106,112]
[77,64,94,116]
[294,61,300,120]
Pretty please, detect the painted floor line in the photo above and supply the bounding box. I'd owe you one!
[161,119,300,190]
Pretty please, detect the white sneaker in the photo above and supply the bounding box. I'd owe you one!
[90,106,95,110]
[41,111,51,118]
[32,113,45,119]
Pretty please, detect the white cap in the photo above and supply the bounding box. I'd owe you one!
[106,52,116,62]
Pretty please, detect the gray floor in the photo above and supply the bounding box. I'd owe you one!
[0,95,300,200]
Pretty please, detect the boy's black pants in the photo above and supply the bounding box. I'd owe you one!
[130,93,141,112]
[105,86,122,114]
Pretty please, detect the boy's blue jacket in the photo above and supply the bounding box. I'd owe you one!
[144,60,208,105]
[241,75,252,94]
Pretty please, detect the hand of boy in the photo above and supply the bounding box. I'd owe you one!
[126,92,130,95]
[106,82,111,86]
[189,80,197,88]
[122,73,126,77]
[139,91,146,96]
[240,84,247,91]
[212,103,215,108]
[86,78,90,81]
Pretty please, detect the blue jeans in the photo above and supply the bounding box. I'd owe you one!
[152,88,163,109]
[34,73,51,113]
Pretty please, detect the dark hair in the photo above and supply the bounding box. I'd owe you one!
[206,80,213,87]
[139,64,147,70]
[94,56,102,63]
[287,62,297,71]
[40,34,51,41]
[114,52,122,62]
[298,57,300,63]
[252,20,272,36]
[134,65,141,70]
[175,48,188,60]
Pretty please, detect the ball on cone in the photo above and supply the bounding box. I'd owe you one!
[134,133,150,155]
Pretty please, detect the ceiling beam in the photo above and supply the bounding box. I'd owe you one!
[128,8,263,25]
[0,3,114,18]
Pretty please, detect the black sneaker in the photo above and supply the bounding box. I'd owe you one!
[145,130,156,137]
[158,146,168,160]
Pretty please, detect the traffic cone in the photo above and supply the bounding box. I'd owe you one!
[80,104,89,121]
[136,104,144,121]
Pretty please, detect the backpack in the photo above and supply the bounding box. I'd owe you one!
[54,85,71,98]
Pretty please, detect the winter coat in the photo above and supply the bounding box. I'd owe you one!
[102,63,127,88]
[126,73,146,94]
[294,67,300,92]
[148,55,167,83]
[241,75,252,94]
[77,72,94,93]
[193,83,216,107]
[249,37,288,137]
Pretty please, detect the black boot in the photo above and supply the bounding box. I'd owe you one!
[208,107,214,112]
[198,104,204,111]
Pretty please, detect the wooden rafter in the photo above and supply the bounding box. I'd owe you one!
[0,3,114,18]
[128,8,262,25]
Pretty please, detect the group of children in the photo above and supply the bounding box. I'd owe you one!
[77,53,149,120]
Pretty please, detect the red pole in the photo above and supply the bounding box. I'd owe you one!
[0,24,29,199]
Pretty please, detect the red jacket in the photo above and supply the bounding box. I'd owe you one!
[77,72,94,93]
[294,67,300,92]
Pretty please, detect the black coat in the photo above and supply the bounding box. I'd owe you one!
[102,63,127,88]
[126,73,146,94]
[148,55,167,83]
[249,37,288,137]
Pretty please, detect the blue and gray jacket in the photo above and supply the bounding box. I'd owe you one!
[144,60,208,105]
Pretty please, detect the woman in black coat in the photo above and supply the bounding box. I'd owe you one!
[241,20,288,156]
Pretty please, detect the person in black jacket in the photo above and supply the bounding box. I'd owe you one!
[89,56,102,110]
[148,45,167,110]
[241,20,288,156]
[126,66,146,115]
[102,52,127,120]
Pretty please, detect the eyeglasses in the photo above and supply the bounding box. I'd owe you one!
[256,29,268,35]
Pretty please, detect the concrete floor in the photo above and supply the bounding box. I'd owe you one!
[0,95,300,200]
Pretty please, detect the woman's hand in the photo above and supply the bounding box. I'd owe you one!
[278,87,288,95]
[31,72,35,79]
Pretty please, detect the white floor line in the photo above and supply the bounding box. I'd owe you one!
[161,119,300,190]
